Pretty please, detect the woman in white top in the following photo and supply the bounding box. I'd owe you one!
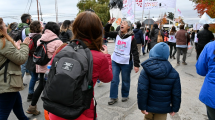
[168,26,177,59]
[194,30,199,60]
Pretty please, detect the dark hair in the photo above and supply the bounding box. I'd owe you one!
[85,9,95,13]
[43,22,60,36]
[203,24,209,29]
[151,24,159,36]
[30,21,41,33]
[60,20,71,32]
[170,26,176,35]
[72,11,103,51]
[21,14,31,23]
[136,22,141,29]
[8,22,18,30]
[180,24,184,29]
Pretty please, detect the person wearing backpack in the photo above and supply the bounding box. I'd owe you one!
[26,21,42,102]
[133,22,144,56]
[0,17,30,120]
[59,20,73,43]
[138,42,181,120]
[44,11,113,120]
[150,24,164,49]
[175,24,190,66]
[26,22,63,115]
[105,18,140,105]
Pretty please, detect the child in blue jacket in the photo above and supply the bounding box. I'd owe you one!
[137,42,181,120]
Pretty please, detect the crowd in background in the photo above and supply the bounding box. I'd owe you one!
[0,9,215,120]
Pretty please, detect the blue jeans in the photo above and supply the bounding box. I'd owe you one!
[0,92,28,120]
[110,60,133,99]
[21,60,28,78]
[28,71,38,94]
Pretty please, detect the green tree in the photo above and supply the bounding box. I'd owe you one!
[167,12,174,20]
[77,0,110,25]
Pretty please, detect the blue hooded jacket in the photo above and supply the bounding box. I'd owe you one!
[196,41,215,109]
[138,42,181,113]
[133,28,144,45]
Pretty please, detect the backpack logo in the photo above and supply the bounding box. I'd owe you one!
[62,62,73,71]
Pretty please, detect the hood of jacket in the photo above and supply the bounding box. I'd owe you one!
[40,29,59,42]
[133,28,141,33]
[142,42,172,79]
[18,23,29,28]
[118,30,134,39]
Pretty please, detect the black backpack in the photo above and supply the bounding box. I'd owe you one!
[42,39,95,119]
[33,38,58,66]
[8,26,28,42]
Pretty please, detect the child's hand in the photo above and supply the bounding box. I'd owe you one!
[170,112,175,116]
[141,110,148,115]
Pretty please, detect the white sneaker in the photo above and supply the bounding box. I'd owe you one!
[98,82,103,87]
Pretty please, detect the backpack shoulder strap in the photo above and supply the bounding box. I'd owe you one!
[40,38,60,44]
[0,59,10,83]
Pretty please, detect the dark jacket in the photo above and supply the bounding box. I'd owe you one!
[105,23,140,67]
[59,29,73,43]
[197,29,214,47]
[191,31,195,39]
[133,28,144,45]
[149,28,164,48]
[138,43,181,113]
[176,29,190,45]
[26,33,42,72]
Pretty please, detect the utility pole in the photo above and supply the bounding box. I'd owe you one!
[36,0,40,21]
[55,0,58,23]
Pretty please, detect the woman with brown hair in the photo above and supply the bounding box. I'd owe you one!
[0,17,30,119]
[48,11,113,120]
[59,20,73,43]
[169,26,177,59]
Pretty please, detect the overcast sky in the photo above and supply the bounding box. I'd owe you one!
[0,0,200,24]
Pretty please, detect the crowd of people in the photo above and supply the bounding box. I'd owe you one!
[0,9,215,120]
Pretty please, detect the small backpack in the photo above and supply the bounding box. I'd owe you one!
[42,39,95,120]
[33,38,58,66]
[29,34,42,56]
[9,26,28,42]
[157,30,163,43]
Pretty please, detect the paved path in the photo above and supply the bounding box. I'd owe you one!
[9,43,207,120]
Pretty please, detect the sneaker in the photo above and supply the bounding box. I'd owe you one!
[177,63,180,66]
[170,56,172,59]
[122,97,129,102]
[26,105,40,115]
[173,56,176,59]
[23,83,27,87]
[108,98,118,105]
[182,62,187,65]
[97,80,103,87]
[27,94,34,102]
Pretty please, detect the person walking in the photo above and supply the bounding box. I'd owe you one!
[133,22,144,56]
[169,26,177,59]
[191,29,195,45]
[18,14,32,87]
[26,21,42,102]
[105,18,140,105]
[197,24,214,59]
[196,41,215,120]
[145,28,151,52]
[149,24,164,49]
[0,17,30,120]
[175,24,190,66]
[194,30,199,60]
[48,11,113,120]
[26,22,63,115]
[138,42,181,120]
[59,20,73,43]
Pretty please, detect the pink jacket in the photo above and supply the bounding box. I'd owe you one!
[36,29,63,73]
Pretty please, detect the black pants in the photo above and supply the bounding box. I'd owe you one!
[197,45,204,60]
[31,73,45,106]
[169,42,177,57]
[206,105,215,120]
[145,41,151,52]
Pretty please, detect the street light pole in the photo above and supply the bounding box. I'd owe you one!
[36,0,40,21]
